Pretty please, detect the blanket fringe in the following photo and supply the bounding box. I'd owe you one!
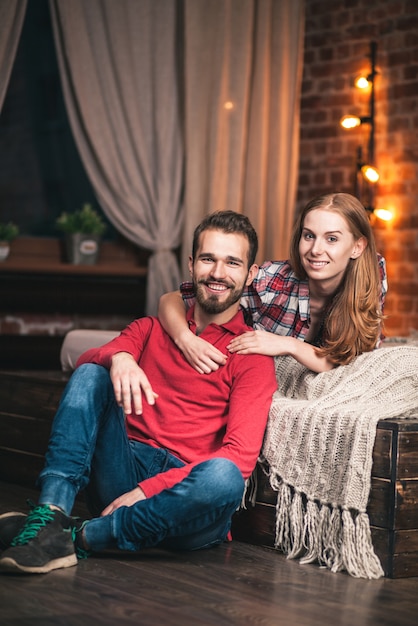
[274,481,384,579]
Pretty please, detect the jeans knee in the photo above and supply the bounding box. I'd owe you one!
[74,363,109,384]
[197,458,244,504]
[60,364,114,413]
[69,363,111,394]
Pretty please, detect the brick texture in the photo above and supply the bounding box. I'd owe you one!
[298,0,418,337]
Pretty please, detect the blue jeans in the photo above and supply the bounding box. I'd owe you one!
[38,364,244,552]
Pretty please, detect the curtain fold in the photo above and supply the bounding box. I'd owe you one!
[0,0,27,111]
[182,0,305,274]
[49,0,183,315]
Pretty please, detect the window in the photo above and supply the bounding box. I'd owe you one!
[0,0,116,239]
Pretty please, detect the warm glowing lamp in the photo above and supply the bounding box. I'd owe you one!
[374,207,393,221]
[361,164,380,183]
[354,75,371,90]
[340,115,362,129]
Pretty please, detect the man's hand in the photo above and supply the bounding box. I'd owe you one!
[110,352,158,415]
[101,486,146,516]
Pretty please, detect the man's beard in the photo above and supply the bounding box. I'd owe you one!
[194,278,245,314]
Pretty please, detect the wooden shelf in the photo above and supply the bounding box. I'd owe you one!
[0,257,147,276]
[0,236,149,277]
[0,236,149,368]
[0,237,149,316]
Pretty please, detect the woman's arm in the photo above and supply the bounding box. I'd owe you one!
[227,330,334,373]
[158,291,227,373]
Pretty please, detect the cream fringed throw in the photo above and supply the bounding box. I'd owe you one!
[260,345,418,579]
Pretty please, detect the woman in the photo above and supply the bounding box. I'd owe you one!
[159,193,387,373]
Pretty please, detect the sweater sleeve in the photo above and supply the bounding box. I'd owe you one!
[139,353,277,498]
[76,317,153,369]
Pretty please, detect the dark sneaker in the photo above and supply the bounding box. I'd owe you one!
[0,512,27,550]
[0,504,77,574]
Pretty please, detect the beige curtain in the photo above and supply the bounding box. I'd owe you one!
[0,0,27,111]
[49,0,184,316]
[49,0,305,307]
[182,0,305,274]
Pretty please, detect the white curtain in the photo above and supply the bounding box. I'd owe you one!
[182,0,305,273]
[0,0,27,111]
[49,0,184,316]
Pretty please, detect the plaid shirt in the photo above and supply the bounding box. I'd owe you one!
[181,255,387,342]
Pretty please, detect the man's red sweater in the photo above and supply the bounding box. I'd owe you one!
[77,306,277,498]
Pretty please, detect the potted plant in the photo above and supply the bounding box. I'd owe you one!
[56,203,107,265]
[0,221,19,262]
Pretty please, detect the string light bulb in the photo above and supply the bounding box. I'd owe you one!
[354,75,371,90]
[361,164,380,183]
[374,207,393,221]
[340,115,362,129]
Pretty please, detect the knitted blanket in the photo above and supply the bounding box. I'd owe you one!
[260,345,418,579]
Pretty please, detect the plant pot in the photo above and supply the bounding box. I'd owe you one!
[0,241,10,262]
[65,233,101,265]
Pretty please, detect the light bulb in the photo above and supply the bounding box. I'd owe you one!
[361,164,380,183]
[355,76,370,89]
[340,115,362,129]
[374,208,393,221]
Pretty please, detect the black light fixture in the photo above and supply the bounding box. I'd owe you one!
[340,42,392,220]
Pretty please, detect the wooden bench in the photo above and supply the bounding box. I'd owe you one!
[1,369,417,578]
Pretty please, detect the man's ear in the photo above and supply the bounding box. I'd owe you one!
[188,255,193,275]
[245,264,258,285]
[351,237,367,259]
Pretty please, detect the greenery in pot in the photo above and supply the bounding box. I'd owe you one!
[0,221,19,242]
[56,203,107,236]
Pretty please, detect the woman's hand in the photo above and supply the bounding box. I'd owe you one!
[227,330,286,356]
[228,330,334,372]
[176,331,227,374]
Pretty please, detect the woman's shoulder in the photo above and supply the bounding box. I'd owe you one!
[246,260,305,305]
[255,259,298,287]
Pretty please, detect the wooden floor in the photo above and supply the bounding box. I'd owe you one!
[0,482,417,626]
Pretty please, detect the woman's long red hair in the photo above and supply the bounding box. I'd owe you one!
[289,193,384,366]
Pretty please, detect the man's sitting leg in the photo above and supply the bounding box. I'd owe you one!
[77,457,244,553]
[0,363,138,574]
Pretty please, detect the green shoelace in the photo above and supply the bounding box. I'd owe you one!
[71,521,91,560]
[11,504,55,547]
[10,501,90,560]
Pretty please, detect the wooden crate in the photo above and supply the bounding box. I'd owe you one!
[232,418,418,578]
[0,370,69,486]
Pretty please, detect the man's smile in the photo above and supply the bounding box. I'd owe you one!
[202,281,230,293]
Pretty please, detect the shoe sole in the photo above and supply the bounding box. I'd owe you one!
[0,552,77,574]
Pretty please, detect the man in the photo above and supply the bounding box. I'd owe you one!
[0,210,277,574]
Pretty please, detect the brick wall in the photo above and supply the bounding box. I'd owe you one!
[298,0,418,337]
